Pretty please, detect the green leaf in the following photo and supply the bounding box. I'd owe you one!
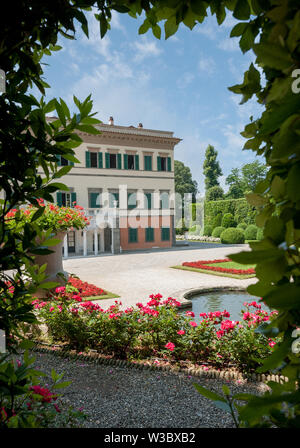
[230,22,248,37]
[253,43,293,70]
[257,337,293,373]
[229,249,283,264]
[31,207,45,222]
[233,0,251,20]
[164,17,179,39]
[264,284,300,310]
[40,281,60,290]
[139,19,151,35]
[287,164,300,202]
[48,182,70,191]
[193,383,226,402]
[52,381,72,389]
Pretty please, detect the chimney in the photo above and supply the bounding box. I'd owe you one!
[108,116,114,125]
[138,123,143,128]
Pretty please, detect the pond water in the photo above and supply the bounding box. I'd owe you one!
[184,291,270,323]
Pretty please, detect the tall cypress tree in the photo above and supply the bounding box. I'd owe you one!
[203,145,222,190]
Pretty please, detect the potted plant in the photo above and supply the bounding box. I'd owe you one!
[5,199,90,295]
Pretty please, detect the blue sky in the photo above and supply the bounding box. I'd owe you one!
[39,9,264,195]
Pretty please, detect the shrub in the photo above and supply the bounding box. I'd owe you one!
[221,213,236,228]
[212,226,225,238]
[220,227,245,244]
[211,212,223,229]
[203,224,213,236]
[245,224,258,240]
[176,218,188,235]
[205,185,224,201]
[237,222,247,230]
[257,227,264,240]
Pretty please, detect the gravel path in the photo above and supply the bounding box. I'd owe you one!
[24,351,268,428]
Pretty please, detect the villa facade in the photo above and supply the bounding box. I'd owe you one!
[54,117,181,257]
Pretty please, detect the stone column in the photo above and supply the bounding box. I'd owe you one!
[83,230,87,256]
[94,229,98,256]
[63,233,68,258]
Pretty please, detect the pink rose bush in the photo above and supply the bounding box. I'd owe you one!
[33,292,280,371]
[182,258,255,275]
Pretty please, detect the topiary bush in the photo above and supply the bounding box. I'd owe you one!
[176,218,188,235]
[257,227,264,241]
[237,222,247,230]
[221,213,236,229]
[212,226,225,238]
[211,212,223,229]
[220,227,245,244]
[203,224,213,236]
[245,224,258,241]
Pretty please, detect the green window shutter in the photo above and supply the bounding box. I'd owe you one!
[144,155,152,171]
[117,154,122,169]
[145,193,152,209]
[161,227,170,241]
[128,192,136,210]
[124,154,128,170]
[129,228,138,243]
[85,151,91,168]
[135,154,139,170]
[98,152,103,168]
[56,155,61,166]
[90,192,100,208]
[109,192,119,208]
[146,227,154,242]
[167,157,171,172]
[105,153,110,168]
[71,192,77,206]
[56,192,63,207]
[157,156,161,171]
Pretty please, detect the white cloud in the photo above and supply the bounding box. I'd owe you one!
[198,56,216,75]
[177,72,195,89]
[132,37,163,62]
[218,38,240,52]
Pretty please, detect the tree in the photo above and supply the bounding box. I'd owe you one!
[174,160,198,221]
[174,160,198,199]
[203,145,222,191]
[206,185,224,201]
[225,161,267,198]
[241,161,267,193]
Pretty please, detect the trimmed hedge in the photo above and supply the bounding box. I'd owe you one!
[201,198,257,229]
[257,227,264,241]
[220,227,245,244]
[212,226,225,238]
[237,222,247,230]
[245,224,258,240]
[221,213,236,228]
[203,224,213,236]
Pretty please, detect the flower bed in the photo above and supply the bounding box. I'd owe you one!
[44,276,118,302]
[32,293,279,373]
[173,258,256,279]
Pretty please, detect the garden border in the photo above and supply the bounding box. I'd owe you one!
[30,341,288,386]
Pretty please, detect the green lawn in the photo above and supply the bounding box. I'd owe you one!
[171,260,256,280]
[78,291,120,302]
[205,261,256,270]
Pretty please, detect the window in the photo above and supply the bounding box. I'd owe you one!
[128,192,137,210]
[124,154,139,170]
[105,153,122,169]
[160,191,169,209]
[145,227,154,242]
[157,156,171,172]
[56,155,74,167]
[144,155,152,171]
[128,228,138,243]
[56,191,76,207]
[86,151,103,168]
[161,227,170,241]
[145,193,152,210]
[90,152,98,168]
[89,191,101,208]
[109,192,119,208]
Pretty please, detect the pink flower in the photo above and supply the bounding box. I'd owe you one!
[189,321,197,327]
[186,311,195,317]
[165,342,175,351]
[55,286,65,294]
[49,306,55,312]
[177,330,185,335]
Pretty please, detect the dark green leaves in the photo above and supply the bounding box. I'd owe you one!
[233,0,251,20]
[253,43,293,70]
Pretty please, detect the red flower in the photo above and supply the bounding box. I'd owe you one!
[165,342,175,351]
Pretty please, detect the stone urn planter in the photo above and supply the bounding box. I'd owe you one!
[31,231,69,297]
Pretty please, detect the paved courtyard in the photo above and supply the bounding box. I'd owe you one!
[63,242,257,308]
